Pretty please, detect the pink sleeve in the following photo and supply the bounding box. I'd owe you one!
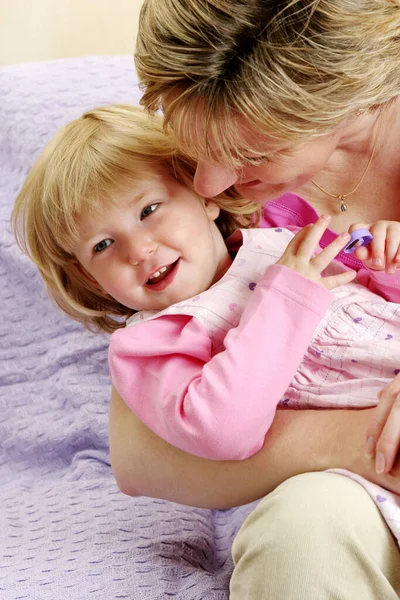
[356,267,400,303]
[109,264,332,460]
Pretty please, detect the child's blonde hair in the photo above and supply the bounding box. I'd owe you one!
[12,104,260,333]
[136,0,400,166]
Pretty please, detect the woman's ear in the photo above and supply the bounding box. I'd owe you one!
[204,199,221,221]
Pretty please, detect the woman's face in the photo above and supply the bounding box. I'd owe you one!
[174,113,343,203]
[194,133,342,202]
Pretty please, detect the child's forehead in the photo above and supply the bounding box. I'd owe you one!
[111,171,171,203]
[114,166,172,196]
[78,169,170,218]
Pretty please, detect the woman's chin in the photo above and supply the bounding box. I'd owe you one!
[235,183,287,203]
[235,176,309,202]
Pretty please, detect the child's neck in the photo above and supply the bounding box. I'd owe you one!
[210,252,233,287]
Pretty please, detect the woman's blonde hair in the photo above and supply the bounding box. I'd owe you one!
[12,104,260,333]
[136,0,400,166]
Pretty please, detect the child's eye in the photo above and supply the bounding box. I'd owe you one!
[140,203,159,220]
[93,239,113,254]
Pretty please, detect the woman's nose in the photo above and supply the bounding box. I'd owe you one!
[127,233,157,266]
[193,161,237,197]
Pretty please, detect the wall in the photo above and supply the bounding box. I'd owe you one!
[0,0,144,65]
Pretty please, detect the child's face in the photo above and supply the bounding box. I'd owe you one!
[73,169,231,312]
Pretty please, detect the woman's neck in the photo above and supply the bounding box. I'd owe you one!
[297,99,400,232]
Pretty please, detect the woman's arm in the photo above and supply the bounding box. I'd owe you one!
[109,387,400,509]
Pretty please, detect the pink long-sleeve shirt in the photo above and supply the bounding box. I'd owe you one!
[109,228,333,459]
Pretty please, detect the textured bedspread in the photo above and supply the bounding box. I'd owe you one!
[0,56,256,600]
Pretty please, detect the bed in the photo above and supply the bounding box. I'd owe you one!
[0,56,257,600]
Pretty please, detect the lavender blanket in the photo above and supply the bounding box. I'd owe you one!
[0,56,256,600]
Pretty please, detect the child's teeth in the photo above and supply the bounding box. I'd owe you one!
[149,266,168,280]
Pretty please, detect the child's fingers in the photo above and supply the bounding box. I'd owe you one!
[295,215,331,259]
[277,225,313,265]
[350,223,371,262]
[368,222,388,270]
[320,268,356,290]
[384,226,400,274]
[351,221,400,273]
[285,224,314,254]
[385,243,400,274]
[311,232,351,271]
[354,245,370,262]
[348,222,370,233]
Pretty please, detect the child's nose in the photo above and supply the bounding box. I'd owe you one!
[127,234,157,266]
[193,161,237,197]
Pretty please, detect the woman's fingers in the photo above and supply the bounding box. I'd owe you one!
[365,375,400,473]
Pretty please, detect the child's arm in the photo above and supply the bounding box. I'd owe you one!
[110,268,332,460]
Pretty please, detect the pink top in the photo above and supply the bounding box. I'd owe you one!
[109,227,333,460]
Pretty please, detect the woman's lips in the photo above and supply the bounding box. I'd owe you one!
[239,179,262,188]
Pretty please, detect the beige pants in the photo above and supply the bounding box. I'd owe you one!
[231,473,400,599]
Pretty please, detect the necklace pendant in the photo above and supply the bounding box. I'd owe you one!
[340,197,347,212]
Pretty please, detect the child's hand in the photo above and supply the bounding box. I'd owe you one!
[365,373,400,474]
[350,221,400,274]
[276,215,357,290]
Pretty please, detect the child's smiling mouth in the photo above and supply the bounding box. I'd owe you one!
[145,259,180,288]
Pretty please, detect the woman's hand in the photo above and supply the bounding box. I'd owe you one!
[351,221,400,274]
[109,387,400,508]
[277,215,356,289]
[365,374,400,474]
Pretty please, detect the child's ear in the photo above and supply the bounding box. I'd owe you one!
[204,199,220,221]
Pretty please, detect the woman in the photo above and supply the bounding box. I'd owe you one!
[111,1,400,597]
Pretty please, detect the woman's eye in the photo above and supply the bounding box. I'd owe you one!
[140,203,159,220]
[242,155,271,166]
[93,239,113,254]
